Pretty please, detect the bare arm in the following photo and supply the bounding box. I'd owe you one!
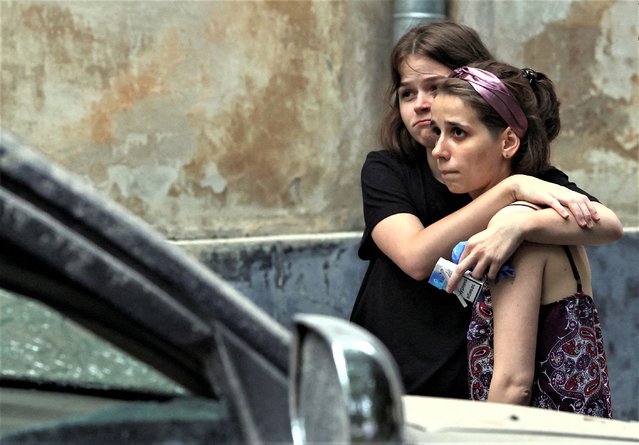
[487,241,544,405]
[446,200,622,291]
[520,203,622,245]
[373,174,613,281]
[373,175,521,281]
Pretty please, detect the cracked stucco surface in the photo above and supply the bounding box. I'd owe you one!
[455,0,638,227]
[1,0,637,238]
[1,0,391,238]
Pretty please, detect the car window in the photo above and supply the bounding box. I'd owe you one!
[0,288,185,395]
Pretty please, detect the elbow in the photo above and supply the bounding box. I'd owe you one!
[403,263,430,281]
[488,373,533,406]
[599,218,624,244]
[595,204,624,243]
[611,220,624,242]
[395,255,430,281]
[509,384,532,406]
[391,250,431,281]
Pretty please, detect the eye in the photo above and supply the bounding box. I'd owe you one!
[431,125,441,136]
[452,127,466,137]
[398,88,415,101]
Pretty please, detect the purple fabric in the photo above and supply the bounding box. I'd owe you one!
[467,290,613,418]
[451,66,528,139]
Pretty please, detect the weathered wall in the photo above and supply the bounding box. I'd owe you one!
[1,0,637,235]
[452,0,638,227]
[1,0,393,238]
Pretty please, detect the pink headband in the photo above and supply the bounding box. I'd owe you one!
[451,66,528,138]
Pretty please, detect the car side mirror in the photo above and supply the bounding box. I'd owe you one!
[289,314,404,444]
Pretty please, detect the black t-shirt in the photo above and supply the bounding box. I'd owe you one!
[349,149,597,399]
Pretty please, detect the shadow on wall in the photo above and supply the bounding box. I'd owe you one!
[180,231,639,422]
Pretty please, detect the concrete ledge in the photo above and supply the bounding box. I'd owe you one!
[179,232,365,328]
[178,230,639,421]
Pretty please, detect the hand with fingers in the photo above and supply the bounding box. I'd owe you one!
[508,175,599,228]
[444,206,533,293]
[445,239,517,294]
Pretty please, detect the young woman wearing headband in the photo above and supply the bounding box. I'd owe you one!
[349,21,622,401]
[430,61,612,417]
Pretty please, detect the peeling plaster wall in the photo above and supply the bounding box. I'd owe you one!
[1,0,393,239]
[452,0,638,228]
[2,0,636,236]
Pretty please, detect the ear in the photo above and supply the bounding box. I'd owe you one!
[501,127,520,159]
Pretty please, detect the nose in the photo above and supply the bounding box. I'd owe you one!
[432,134,448,160]
[414,90,433,112]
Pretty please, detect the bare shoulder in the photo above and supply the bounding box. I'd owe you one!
[508,243,571,303]
[504,242,593,305]
[541,245,592,304]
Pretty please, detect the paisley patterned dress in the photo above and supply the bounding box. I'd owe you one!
[467,247,612,418]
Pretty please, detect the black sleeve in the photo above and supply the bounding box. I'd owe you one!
[537,167,599,202]
[358,151,418,260]
[360,151,417,230]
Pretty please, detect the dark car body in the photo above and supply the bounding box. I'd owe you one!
[0,131,294,443]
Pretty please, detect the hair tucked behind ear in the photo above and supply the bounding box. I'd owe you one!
[436,60,560,176]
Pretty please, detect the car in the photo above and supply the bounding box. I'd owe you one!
[1,130,638,444]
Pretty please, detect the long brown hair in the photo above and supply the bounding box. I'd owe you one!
[380,21,495,159]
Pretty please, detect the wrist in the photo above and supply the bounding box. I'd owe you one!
[498,175,520,203]
[519,212,541,242]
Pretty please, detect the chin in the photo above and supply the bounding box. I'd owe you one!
[445,184,468,195]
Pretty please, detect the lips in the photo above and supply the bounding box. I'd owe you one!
[414,119,431,128]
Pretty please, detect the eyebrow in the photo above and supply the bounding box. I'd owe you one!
[431,117,469,129]
[399,74,447,88]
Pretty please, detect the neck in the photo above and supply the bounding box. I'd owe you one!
[469,169,512,200]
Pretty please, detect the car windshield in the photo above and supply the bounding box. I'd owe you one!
[0,288,185,396]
